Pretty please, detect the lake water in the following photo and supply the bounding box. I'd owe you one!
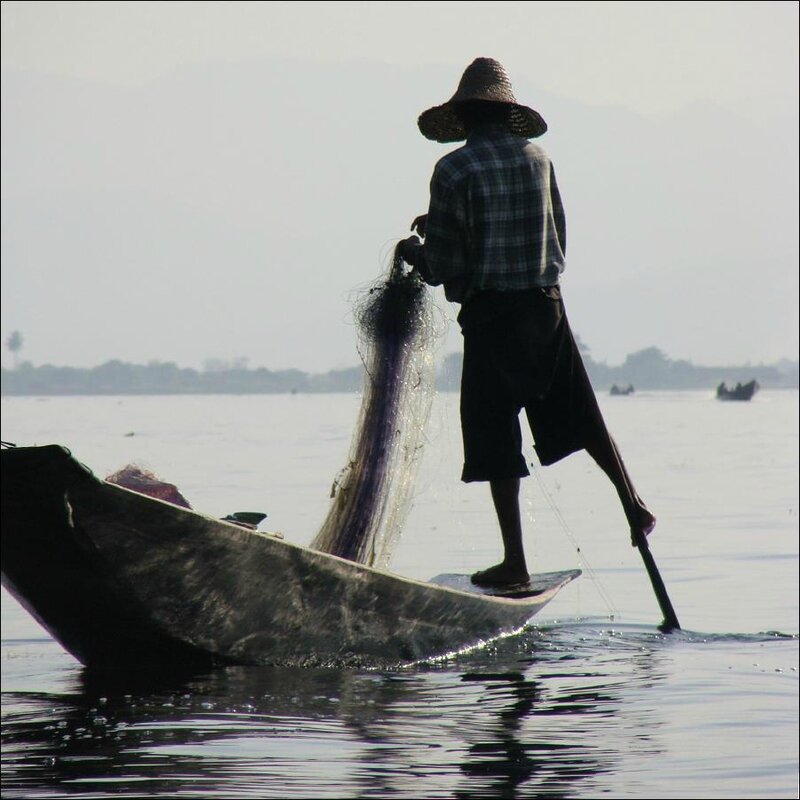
[2,390,798,798]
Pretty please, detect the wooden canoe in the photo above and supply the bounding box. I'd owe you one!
[1,444,580,669]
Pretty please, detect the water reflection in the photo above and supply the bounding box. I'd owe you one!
[1,626,672,799]
[455,672,613,798]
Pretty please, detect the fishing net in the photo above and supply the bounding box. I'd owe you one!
[310,244,439,568]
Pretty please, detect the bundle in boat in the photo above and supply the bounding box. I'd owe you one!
[106,465,192,508]
[310,245,437,568]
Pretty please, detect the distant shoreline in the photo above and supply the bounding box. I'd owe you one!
[2,389,798,399]
[2,351,798,396]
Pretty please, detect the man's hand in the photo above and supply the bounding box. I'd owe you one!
[410,214,428,238]
[399,234,422,266]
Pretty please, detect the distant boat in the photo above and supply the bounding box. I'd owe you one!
[716,380,759,401]
[610,384,635,396]
[0,444,580,670]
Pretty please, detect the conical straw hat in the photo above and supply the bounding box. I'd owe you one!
[417,57,547,143]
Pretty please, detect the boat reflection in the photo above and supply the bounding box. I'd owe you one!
[1,627,670,798]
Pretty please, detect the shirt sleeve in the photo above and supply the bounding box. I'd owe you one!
[549,162,567,256]
[415,164,470,290]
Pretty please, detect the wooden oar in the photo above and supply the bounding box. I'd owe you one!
[591,418,681,632]
[632,529,681,632]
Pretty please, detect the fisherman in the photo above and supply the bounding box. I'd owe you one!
[400,58,656,588]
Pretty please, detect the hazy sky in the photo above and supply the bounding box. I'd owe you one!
[3,1,796,119]
[1,1,798,371]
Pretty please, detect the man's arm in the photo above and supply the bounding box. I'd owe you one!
[399,165,468,287]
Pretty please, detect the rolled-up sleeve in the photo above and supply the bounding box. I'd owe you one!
[549,162,566,255]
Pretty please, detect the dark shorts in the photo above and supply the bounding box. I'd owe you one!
[459,287,605,482]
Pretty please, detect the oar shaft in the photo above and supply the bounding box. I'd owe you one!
[589,421,681,632]
[633,531,681,632]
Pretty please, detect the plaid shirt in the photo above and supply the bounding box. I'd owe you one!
[416,125,566,304]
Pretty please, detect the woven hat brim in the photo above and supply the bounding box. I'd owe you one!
[418,101,547,143]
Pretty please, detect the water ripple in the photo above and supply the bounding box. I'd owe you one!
[3,624,797,798]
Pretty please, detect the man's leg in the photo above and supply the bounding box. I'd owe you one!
[584,427,656,545]
[471,478,530,586]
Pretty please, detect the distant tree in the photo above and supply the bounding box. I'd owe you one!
[203,358,226,373]
[203,356,250,373]
[620,346,671,387]
[623,346,669,369]
[6,330,23,368]
[573,332,592,360]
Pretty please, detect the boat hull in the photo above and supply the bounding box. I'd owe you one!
[716,380,759,401]
[1,445,579,669]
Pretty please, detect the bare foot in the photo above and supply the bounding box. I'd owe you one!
[630,507,657,547]
[471,562,530,588]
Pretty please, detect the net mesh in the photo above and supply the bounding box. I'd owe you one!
[309,244,440,568]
